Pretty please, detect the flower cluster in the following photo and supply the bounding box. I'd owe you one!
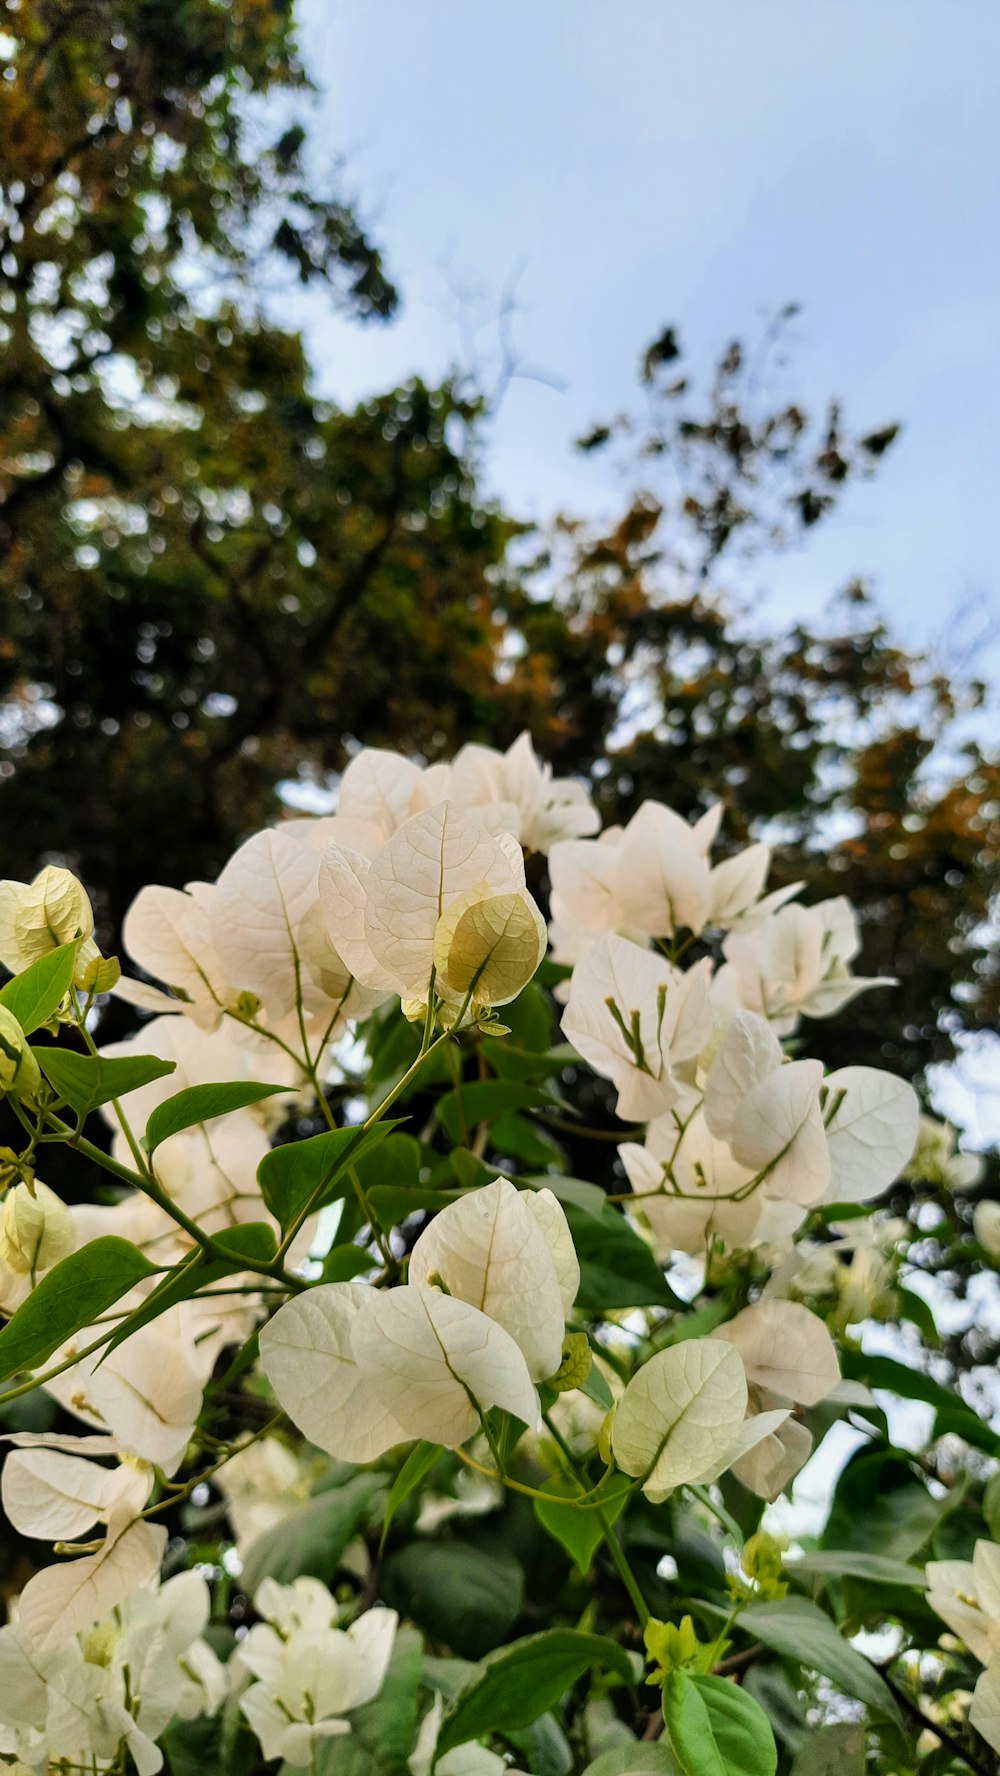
[0,731,990,1772]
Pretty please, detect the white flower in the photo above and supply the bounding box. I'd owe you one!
[562,934,712,1122]
[619,1110,805,1259]
[408,1177,576,1382]
[611,1339,789,1504]
[927,1541,1000,1752]
[321,800,545,1013]
[0,1179,74,1314]
[713,898,893,1034]
[44,1304,206,1473]
[905,1115,983,1192]
[260,1275,540,1461]
[121,823,387,1035]
[15,1511,168,1654]
[237,1578,397,1767]
[712,1300,840,1499]
[0,1570,223,1773]
[0,866,100,986]
[703,1013,831,1207]
[336,735,597,855]
[216,1435,311,1555]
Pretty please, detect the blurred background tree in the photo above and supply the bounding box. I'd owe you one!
[1,0,997,1103]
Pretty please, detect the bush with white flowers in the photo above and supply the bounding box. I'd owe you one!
[0,731,995,1776]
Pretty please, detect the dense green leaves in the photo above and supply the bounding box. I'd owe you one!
[662,1671,777,1776]
[381,1540,524,1660]
[567,1205,682,1311]
[145,1083,289,1154]
[582,1751,680,1776]
[787,1550,928,1588]
[240,1474,384,1597]
[790,1725,866,1775]
[534,1471,631,1574]
[436,1079,557,1144]
[257,1122,396,1226]
[0,1238,158,1381]
[33,1047,176,1116]
[737,1597,902,1723]
[436,1629,635,1754]
[0,943,79,1034]
[380,1442,445,1549]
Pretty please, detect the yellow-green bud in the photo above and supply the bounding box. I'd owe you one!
[1,1180,73,1275]
[81,954,121,996]
[644,1613,703,1683]
[0,1007,42,1102]
[742,1530,787,1600]
[547,1332,593,1394]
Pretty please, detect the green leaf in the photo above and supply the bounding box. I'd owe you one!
[738,1597,903,1723]
[257,1122,395,1227]
[567,1205,682,1311]
[582,1750,680,1776]
[353,1131,424,1190]
[0,1237,158,1382]
[742,1663,809,1753]
[821,1446,954,1561]
[311,1627,423,1776]
[240,1473,384,1597]
[523,1173,608,1217]
[145,1081,289,1154]
[580,1360,615,1410]
[505,1712,574,1776]
[367,1186,456,1229]
[0,941,79,1034]
[790,1723,865,1775]
[33,1046,176,1116]
[320,1243,375,1283]
[161,1717,230,1776]
[896,1285,938,1342]
[437,1629,635,1755]
[491,1108,566,1169]
[381,1538,524,1660]
[380,1441,444,1550]
[534,1470,631,1574]
[103,1223,278,1356]
[436,1079,551,1143]
[662,1671,777,1776]
[787,1550,928,1588]
[652,1299,735,1348]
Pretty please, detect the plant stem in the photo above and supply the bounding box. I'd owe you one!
[543,1409,650,1626]
[881,1669,994,1776]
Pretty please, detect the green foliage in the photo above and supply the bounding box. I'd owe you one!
[436,1629,635,1755]
[790,1725,866,1775]
[661,1670,777,1776]
[257,1122,397,1226]
[0,1236,157,1380]
[734,1598,902,1724]
[0,943,80,1035]
[534,1471,632,1575]
[145,1082,289,1153]
[381,1538,525,1660]
[567,1204,684,1311]
[240,1473,384,1596]
[33,1046,176,1116]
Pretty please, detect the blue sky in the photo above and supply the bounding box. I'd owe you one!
[287,0,1000,677]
